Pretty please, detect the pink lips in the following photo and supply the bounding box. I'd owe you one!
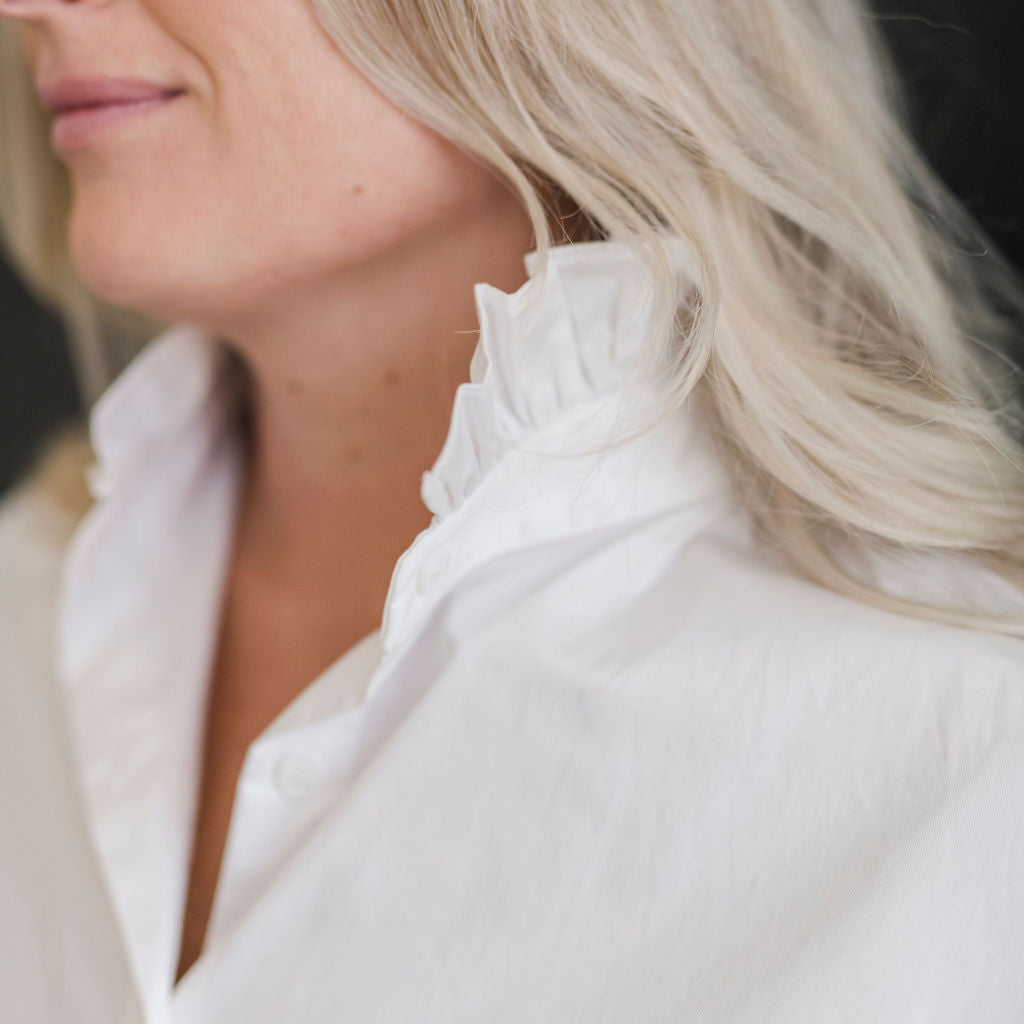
[39,77,186,152]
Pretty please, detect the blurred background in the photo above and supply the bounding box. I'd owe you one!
[1,0,1022,497]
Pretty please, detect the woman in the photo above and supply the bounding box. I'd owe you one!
[1,0,1023,1020]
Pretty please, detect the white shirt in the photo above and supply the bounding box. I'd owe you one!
[2,238,1024,1024]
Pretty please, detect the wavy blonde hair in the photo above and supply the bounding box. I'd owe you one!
[3,0,1024,637]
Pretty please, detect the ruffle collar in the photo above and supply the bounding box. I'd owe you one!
[421,236,696,520]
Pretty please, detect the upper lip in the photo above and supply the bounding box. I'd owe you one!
[37,77,185,116]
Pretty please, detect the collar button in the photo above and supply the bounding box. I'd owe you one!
[416,548,452,596]
[272,752,324,802]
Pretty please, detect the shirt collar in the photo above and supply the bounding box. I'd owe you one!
[83,235,699,513]
[66,233,720,677]
[422,235,695,519]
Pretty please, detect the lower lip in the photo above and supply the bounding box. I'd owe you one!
[51,92,185,152]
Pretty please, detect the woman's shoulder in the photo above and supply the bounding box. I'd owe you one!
[477,503,1024,697]
[687,522,1024,684]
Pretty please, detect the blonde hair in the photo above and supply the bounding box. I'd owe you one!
[3,0,1024,637]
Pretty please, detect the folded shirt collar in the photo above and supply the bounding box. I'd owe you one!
[84,322,235,502]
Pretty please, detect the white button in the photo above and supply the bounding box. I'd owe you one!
[416,548,452,596]
[272,753,324,802]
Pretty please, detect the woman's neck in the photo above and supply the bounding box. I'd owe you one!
[211,208,537,691]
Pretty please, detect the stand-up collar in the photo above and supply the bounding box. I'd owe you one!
[422,236,695,519]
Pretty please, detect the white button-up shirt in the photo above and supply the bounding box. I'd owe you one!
[2,239,1024,1023]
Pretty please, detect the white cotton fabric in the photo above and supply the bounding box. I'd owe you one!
[1,238,1024,1024]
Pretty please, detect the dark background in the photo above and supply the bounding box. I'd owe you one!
[2,1,1022,496]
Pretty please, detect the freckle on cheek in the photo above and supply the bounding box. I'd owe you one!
[383,369,400,387]
[345,445,364,464]
[287,379,304,396]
